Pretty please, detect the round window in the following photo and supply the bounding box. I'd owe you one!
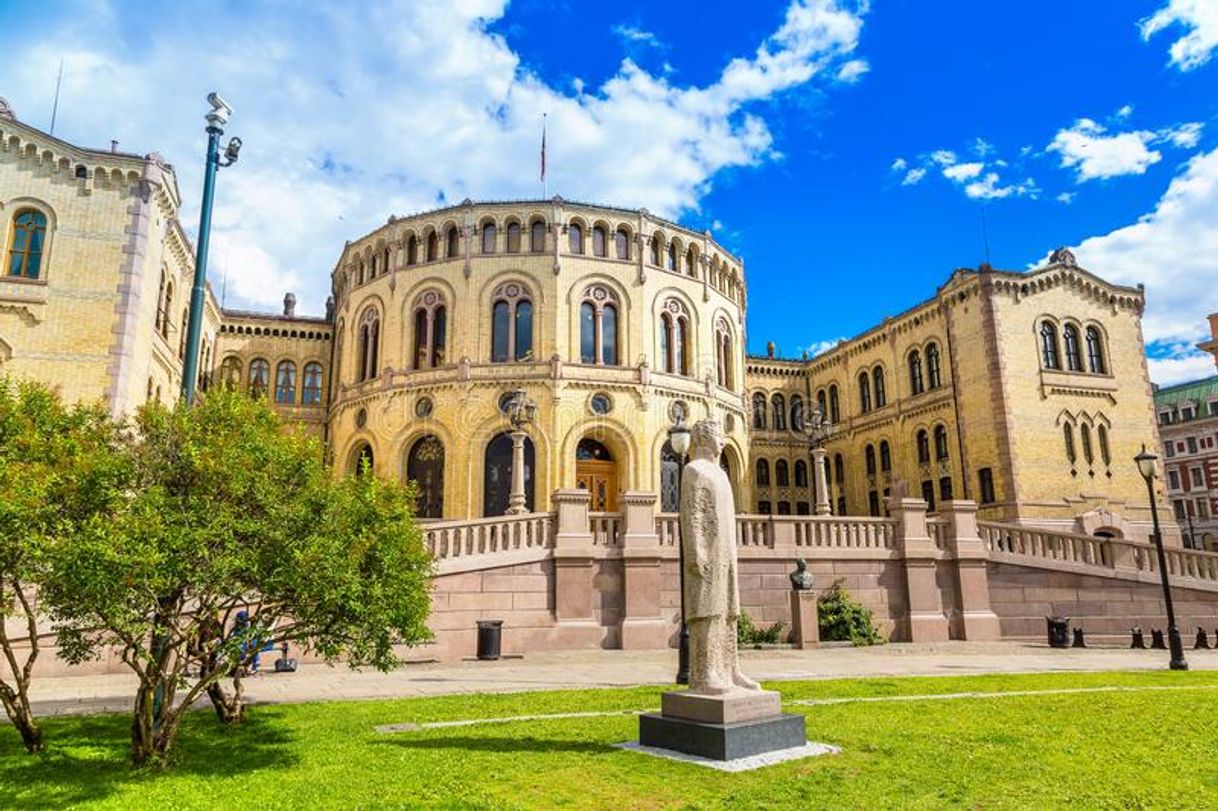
[415,397,433,419]
[668,400,688,424]
[498,392,517,414]
[355,407,367,429]
[589,393,612,416]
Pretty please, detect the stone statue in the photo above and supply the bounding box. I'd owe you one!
[680,419,760,695]
[789,557,813,591]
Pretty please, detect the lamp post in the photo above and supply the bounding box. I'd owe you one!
[668,415,692,685]
[504,389,537,515]
[1135,444,1188,671]
[803,404,833,516]
[181,92,242,404]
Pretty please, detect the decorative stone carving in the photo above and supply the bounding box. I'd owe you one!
[1049,247,1078,267]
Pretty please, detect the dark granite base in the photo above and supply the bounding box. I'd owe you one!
[638,712,807,761]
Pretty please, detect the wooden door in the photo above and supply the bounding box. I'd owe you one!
[576,459,617,512]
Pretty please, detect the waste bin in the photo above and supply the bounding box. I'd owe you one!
[476,620,504,660]
[1046,616,1070,648]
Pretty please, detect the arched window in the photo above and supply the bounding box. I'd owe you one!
[579,285,619,365]
[715,319,733,389]
[1098,424,1111,466]
[407,235,419,265]
[660,299,690,376]
[161,281,173,340]
[357,307,380,381]
[1063,324,1082,372]
[1040,321,1060,369]
[917,430,931,464]
[1063,423,1076,464]
[490,283,533,362]
[530,220,546,253]
[178,307,188,360]
[220,356,242,388]
[828,385,840,423]
[772,394,787,431]
[660,441,681,512]
[483,432,535,516]
[406,435,445,519]
[6,208,47,279]
[934,425,949,460]
[926,343,942,389]
[752,393,767,430]
[1086,327,1106,374]
[1081,424,1094,466]
[275,360,297,404]
[446,226,460,258]
[302,362,323,405]
[880,440,891,472]
[506,222,521,253]
[756,459,770,486]
[791,395,804,432]
[666,241,677,271]
[858,371,872,414]
[872,366,886,408]
[352,443,374,476]
[817,389,827,418]
[834,454,845,488]
[412,291,448,369]
[592,226,607,257]
[155,271,167,333]
[795,460,808,487]
[481,222,497,254]
[909,350,924,395]
[865,444,877,476]
[685,248,697,277]
[615,227,630,260]
[248,358,270,398]
[775,459,790,487]
[649,235,661,266]
[568,223,584,254]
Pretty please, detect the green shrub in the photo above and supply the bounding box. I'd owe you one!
[736,612,786,646]
[818,578,885,646]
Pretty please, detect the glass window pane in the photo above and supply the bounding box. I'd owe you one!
[514,301,533,361]
[432,306,447,366]
[602,305,617,365]
[414,309,428,369]
[492,301,509,362]
[580,302,596,363]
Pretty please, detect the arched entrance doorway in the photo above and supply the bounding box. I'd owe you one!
[351,442,374,476]
[483,432,535,516]
[405,435,444,519]
[576,437,617,511]
[660,444,734,513]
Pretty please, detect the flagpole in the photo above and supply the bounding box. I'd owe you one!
[541,113,547,199]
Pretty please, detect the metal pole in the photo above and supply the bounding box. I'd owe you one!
[1185,508,1196,550]
[1146,475,1188,671]
[181,126,222,404]
[676,452,689,685]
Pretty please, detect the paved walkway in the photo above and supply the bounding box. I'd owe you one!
[27,642,1218,717]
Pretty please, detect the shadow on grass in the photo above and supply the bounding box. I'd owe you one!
[0,707,299,808]
[378,734,614,755]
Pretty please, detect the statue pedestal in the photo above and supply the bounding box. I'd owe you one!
[790,591,819,649]
[638,689,806,761]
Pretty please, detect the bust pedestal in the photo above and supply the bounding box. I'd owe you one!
[790,591,819,649]
[638,689,807,761]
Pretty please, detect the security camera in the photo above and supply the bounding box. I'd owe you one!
[224,137,242,163]
[205,92,232,128]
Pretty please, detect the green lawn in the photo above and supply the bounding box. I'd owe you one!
[5,670,1218,809]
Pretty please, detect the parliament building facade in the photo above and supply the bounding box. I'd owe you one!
[0,100,1174,543]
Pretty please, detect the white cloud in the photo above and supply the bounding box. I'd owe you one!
[1069,146,1218,349]
[942,161,983,182]
[802,337,845,358]
[930,149,957,166]
[890,157,907,171]
[898,143,1035,200]
[1056,192,1075,204]
[973,137,996,157]
[1047,118,1203,183]
[962,173,1036,200]
[1140,0,1218,71]
[1148,346,1217,386]
[1,0,868,314]
[1116,104,1134,120]
[1166,121,1204,149]
[835,59,869,83]
[901,167,926,186]
[613,24,663,51]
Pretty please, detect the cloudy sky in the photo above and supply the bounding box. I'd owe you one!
[2,0,1216,383]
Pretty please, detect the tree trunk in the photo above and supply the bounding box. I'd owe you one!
[130,677,183,767]
[1,694,43,753]
[205,676,246,724]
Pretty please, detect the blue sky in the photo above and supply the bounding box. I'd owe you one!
[2,1,1216,382]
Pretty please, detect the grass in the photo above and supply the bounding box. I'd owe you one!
[4,670,1218,809]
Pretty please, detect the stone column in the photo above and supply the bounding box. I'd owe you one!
[892,496,949,642]
[506,429,528,515]
[941,500,1001,641]
[618,491,668,649]
[552,488,596,622]
[811,448,831,516]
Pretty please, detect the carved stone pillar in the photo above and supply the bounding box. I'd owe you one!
[618,491,667,649]
[552,488,596,622]
[941,500,1001,641]
[892,496,949,642]
[506,429,528,515]
[811,448,831,516]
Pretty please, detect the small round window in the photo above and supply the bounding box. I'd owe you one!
[355,407,368,429]
[415,397,433,419]
[498,392,517,414]
[669,400,688,424]
[589,393,612,416]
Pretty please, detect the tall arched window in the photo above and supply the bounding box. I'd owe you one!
[756,459,770,486]
[6,209,47,279]
[568,223,584,254]
[1040,321,1061,369]
[275,360,297,403]
[352,443,374,476]
[220,355,242,388]
[406,435,445,519]
[791,395,804,432]
[302,362,323,405]
[752,392,767,429]
[1080,423,1094,466]
[1086,327,1106,374]
[873,366,886,408]
[248,358,270,398]
[579,285,619,365]
[917,429,931,464]
[1098,424,1111,466]
[858,371,872,414]
[817,389,827,419]
[155,271,167,333]
[412,290,448,369]
[506,222,521,253]
[834,454,845,489]
[865,444,877,476]
[828,385,840,423]
[490,283,533,362]
[909,350,924,395]
[880,440,891,472]
[407,235,419,266]
[685,248,697,277]
[926,343,942,389]
[649,235,661,266]
[615,227,630,259]
[772,394,787,431]
[426,231,438,262]
[484,432,534,515]
[795,460,808,487]
[357,307,380,381]
[660,299,690,376]
[934,424,949,460]
[715,319,733,389]
[446,226,460,258]
[1063,324,1082,371]
[481,222,497,254]
[1063,423,1076,464]
[161,281,173,340]
[592,226,607,257]
[666,241,677,271]
[660,441,680,512]
[178,307,188,359]
[530,220,546,253]
[775,460,790,487]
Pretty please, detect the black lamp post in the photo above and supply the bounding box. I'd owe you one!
[1135,444,1188,671]
[668,416,692,685]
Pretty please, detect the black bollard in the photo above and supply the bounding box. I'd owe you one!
[1072,628,1086,648]
[1131,627,1146,649]
[1151,629,1167,650]
[1046,616,1071,648]
[1196,628,1211,650]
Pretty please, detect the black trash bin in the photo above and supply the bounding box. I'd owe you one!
[476,620,504,660]
[1046,616,1070,648]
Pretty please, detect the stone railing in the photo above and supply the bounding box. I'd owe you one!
[656,513,679,547]
[424,512,555,565]
[927,516,949,550]
[589,512,622,547]
[979,522,1109,567]
[792,516,896,550]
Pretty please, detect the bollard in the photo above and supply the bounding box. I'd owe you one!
[1196,628,1211,650]
[1046,616,1071,649]
[476,620,504,660]
[1151,629,1167,650]
[1131,627,1145,649]
[1071,628,1086,648]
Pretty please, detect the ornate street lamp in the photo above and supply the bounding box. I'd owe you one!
[668,415,692,685]
[1135,444,1188,671]
[504,389,537,515]
[802,404,834,516]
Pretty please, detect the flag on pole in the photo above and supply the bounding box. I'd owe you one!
[540,114,547,185]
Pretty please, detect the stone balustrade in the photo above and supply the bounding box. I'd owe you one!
[424,512,555,574]
[589,512,622,547]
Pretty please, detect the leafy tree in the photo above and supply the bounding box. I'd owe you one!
[818,579,885,646]
[0,379,126,753]
[42,389,433,766]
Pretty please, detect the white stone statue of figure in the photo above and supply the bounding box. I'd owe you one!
[680,419,761,695]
